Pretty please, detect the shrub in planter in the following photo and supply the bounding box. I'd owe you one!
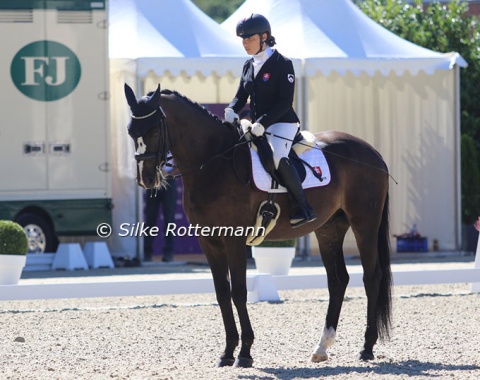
[258,239,296,248]
[0,220,28,285]
[0,220,28,255]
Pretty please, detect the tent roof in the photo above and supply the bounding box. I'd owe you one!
[109,0,247,76]
[222,0,467,76]
[109,0,183,59]
[110,0,245,58]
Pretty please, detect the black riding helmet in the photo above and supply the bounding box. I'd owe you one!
[236,14,276,54]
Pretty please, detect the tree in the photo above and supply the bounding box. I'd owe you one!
[461,134,480,223]
[358,0,480,223]
[192,0,244,23]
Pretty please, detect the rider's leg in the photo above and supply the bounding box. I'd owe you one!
[267,123,317,228]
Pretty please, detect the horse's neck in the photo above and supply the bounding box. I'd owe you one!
[162,95,233,169]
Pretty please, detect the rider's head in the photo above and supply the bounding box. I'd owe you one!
[236,14,276,55]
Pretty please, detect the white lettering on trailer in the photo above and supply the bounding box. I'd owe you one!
[21,56,69,86]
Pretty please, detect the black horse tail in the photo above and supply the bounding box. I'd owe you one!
[376,191,392,341]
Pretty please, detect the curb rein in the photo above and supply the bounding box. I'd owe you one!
[132,107,251,182]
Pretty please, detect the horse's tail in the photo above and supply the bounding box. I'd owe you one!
[377,191,392,341]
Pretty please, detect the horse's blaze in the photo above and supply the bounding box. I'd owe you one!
[136,137,147,187]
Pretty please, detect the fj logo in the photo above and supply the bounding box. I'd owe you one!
[21,56,69,86]
[11,40,81,101]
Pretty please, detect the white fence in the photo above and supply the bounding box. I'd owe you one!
[1,240,479,302]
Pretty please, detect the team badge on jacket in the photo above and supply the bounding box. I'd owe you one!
[288,74,295,83]
[262,73,270,82]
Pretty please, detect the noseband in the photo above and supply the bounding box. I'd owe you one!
[131,107,170,166]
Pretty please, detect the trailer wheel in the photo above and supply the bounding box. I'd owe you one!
[15,213,58,254]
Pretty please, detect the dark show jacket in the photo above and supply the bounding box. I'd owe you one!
[228,49,300,128]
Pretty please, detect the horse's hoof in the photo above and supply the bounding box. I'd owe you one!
[233,357,253,368]
[359,350,375,361]
[311,353,329,362]
[216,358,235,367]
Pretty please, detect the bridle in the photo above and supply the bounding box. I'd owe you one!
[131,111,253,183]
[131,106,170,167]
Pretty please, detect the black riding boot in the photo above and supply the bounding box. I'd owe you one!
[276,158,317,228]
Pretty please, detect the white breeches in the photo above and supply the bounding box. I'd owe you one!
[265,122,299,169]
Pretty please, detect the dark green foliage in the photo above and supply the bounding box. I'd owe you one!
[0,220,28,255]
[258,239,296,247]
[461,135,480,223]
[358,0,480,223]
[191,0,244,23]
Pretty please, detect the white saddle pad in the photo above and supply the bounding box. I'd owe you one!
[250,144,331,193]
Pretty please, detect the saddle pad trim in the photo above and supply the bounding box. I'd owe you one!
[250,144,331,193]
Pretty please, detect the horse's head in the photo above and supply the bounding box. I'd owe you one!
[124,83,170,189]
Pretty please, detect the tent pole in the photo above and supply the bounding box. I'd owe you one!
[298,60,311,259]
[454,64,462,251]
[135,65,145,261]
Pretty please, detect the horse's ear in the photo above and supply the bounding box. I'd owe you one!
[124,83,137,109]
[147,84,161,107]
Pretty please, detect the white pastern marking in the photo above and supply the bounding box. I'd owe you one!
[136,137,147,187]
[311,326,336,361]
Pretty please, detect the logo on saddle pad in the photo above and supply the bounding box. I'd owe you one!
[313,166,322,176]
[11,40,81,101]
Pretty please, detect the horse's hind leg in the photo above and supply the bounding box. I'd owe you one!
[311,213,350,362]
[351,222,382,360]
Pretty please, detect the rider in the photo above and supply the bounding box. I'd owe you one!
[224,13,317,228]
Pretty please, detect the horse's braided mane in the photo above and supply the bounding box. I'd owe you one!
[160,89,226,126]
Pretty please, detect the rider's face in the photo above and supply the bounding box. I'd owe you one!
[242,33,267,55]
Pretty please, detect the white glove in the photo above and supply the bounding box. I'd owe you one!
[240,119,252,135]
[224,108,239,123]
[251,122,265,137]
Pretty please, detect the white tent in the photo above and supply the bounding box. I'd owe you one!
[109,0,466,256]
[109,0,247,256]
[222,0,467,252]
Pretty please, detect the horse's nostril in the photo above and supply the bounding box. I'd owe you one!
[143,177,154,187]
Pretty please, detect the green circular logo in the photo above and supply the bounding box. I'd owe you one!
[11,40,81,101]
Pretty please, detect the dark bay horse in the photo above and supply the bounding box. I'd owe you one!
[124,83,392,367]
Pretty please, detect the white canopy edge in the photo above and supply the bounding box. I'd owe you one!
[305,52,467,77]
[112,56,303,78]
[135,57,244,77]
[112,53,466,79]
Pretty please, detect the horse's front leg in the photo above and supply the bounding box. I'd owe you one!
[227,240,254,368]
[203,241,239,367]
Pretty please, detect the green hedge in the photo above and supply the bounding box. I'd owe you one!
[0,220,28,255]
[258,239,296,247]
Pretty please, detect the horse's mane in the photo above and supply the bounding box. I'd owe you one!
[160,89,226,126]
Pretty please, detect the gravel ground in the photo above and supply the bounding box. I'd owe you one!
[0,283,479,380]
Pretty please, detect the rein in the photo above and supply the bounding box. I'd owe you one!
[133,109,250,181]
[163,131,252,180]
[132,108,396,185]
[132,107,170,166]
